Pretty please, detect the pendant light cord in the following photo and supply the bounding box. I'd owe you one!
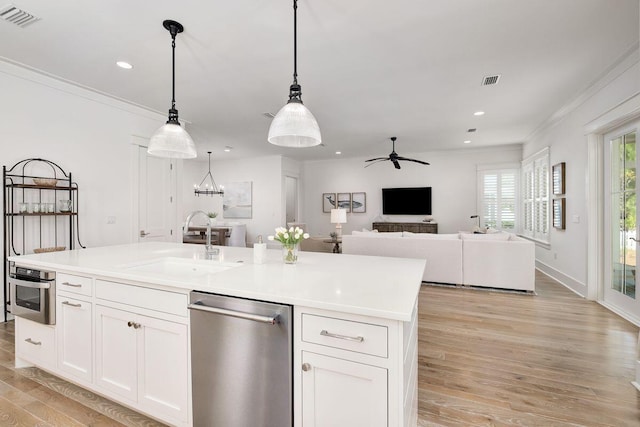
[171,32,177,111]
[293,0,297,85]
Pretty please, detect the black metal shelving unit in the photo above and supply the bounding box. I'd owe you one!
[3,158,85,322]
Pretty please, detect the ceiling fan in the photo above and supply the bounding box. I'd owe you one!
[364,137,430,169]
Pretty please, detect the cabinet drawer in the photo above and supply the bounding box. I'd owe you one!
[96,280,187,317]
[58,273,93,297]
[16,317,56,368]
[302,314,388,358]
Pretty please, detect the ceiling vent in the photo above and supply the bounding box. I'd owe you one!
[467,128,477,133]
[481,74,501,86]
[0,4,39,28]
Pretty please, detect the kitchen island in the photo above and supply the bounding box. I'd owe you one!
[9,242,424,427]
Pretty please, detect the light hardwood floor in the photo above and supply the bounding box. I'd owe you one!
[0,272,638,426]
[418,271,640,426]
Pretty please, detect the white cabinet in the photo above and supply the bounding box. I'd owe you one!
[15,316,56,370]
[95,304,189,425]
[57,293,92,383]
[57,272,93,298]
[301,351,387,427]
[296,305,418,427]
[95,305,138,401]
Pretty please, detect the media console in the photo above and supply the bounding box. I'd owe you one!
[372,222,438,234]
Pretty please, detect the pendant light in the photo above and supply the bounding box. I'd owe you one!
[148,20,197,159]
[267,0,321,148]
[194,152,224,196]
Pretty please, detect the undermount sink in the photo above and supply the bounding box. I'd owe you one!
[120,257,241,279]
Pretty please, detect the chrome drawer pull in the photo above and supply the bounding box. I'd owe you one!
[320,329,364,343]
[62,301,82,308]
[25,338,42,346]
[62,282,82,288]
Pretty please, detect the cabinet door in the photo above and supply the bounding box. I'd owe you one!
[137,314,189,424]
[302,351,387,427]
[57,295,92,383]
[95,305,137,402]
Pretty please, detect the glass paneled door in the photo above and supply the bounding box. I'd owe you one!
[605,127,640,319]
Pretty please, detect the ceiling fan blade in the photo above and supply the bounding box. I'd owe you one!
[392,159,401,169]
[396,156,430,165]
[365,157,389,162]
[364,159,388,168]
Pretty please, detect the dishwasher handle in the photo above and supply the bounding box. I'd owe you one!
[188,302,280,325]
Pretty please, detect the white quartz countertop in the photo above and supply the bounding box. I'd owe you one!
[8,242,424,321]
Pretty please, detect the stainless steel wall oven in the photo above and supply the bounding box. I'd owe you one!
[8,262,56,325]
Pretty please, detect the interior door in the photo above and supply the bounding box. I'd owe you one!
[137,145,176,242]
[604,125,640,319]
[285,175,298,224]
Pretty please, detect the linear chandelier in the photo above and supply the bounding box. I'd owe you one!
[194,152,223,196]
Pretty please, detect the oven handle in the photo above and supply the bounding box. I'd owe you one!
[10,277,51,290]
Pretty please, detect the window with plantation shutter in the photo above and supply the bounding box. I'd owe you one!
[477,166,518,231]
[522,148,550,242]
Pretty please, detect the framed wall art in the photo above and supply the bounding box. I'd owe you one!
[337,193,352,212]
[351,192,366,213]
[223,181,252,218]
[552,162,565,195]
[322,193,336,213]
[553,197,566,230]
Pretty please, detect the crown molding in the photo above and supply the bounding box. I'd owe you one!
[527,42,640,141]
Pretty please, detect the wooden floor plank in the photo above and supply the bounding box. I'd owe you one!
[418,271,640,426]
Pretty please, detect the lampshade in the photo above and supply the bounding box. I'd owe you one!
[268,101,321,147]
[148,122,197,159]
[331,209,347,224]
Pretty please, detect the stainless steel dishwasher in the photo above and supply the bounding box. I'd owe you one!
[188,291,292,427]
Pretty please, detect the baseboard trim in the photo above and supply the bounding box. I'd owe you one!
[597,300,640,328]
[535,261,587,297]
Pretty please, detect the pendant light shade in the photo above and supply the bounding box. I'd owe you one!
[149,122,197,158]
[268,0,321,148]
[148,19,197,159]
[268,101,321,147]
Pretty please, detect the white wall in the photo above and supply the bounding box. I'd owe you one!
[523,54,640,295]
[301,146,523,236]
[0,59,166,309]
[181,155,286,245]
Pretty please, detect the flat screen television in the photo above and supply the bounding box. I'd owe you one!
[382,187,432,215]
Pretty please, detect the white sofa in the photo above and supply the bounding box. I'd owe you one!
[342,231,463,284]
[342,230,535,292]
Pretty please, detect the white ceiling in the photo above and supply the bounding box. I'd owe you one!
[0,0,638,162]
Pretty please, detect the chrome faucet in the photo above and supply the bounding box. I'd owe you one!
[184,210,219,260]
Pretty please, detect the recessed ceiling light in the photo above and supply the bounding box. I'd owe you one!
[474,111,485,116]
[464,140,471,144]
[335,151,341,155]
[116,61,133,70]
[224,146,232,152]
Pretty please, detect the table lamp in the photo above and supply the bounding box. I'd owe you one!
[331,208,347,238]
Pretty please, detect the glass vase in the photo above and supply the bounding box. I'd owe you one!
[282,242,299,264]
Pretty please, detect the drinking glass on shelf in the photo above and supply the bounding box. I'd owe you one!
[31,202,41,213]
[18,203,28,214]
[58,200,72,212]
[46,203,55,213]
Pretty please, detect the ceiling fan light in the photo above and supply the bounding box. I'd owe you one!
[268,101,321,147]
[148,122,197,159]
